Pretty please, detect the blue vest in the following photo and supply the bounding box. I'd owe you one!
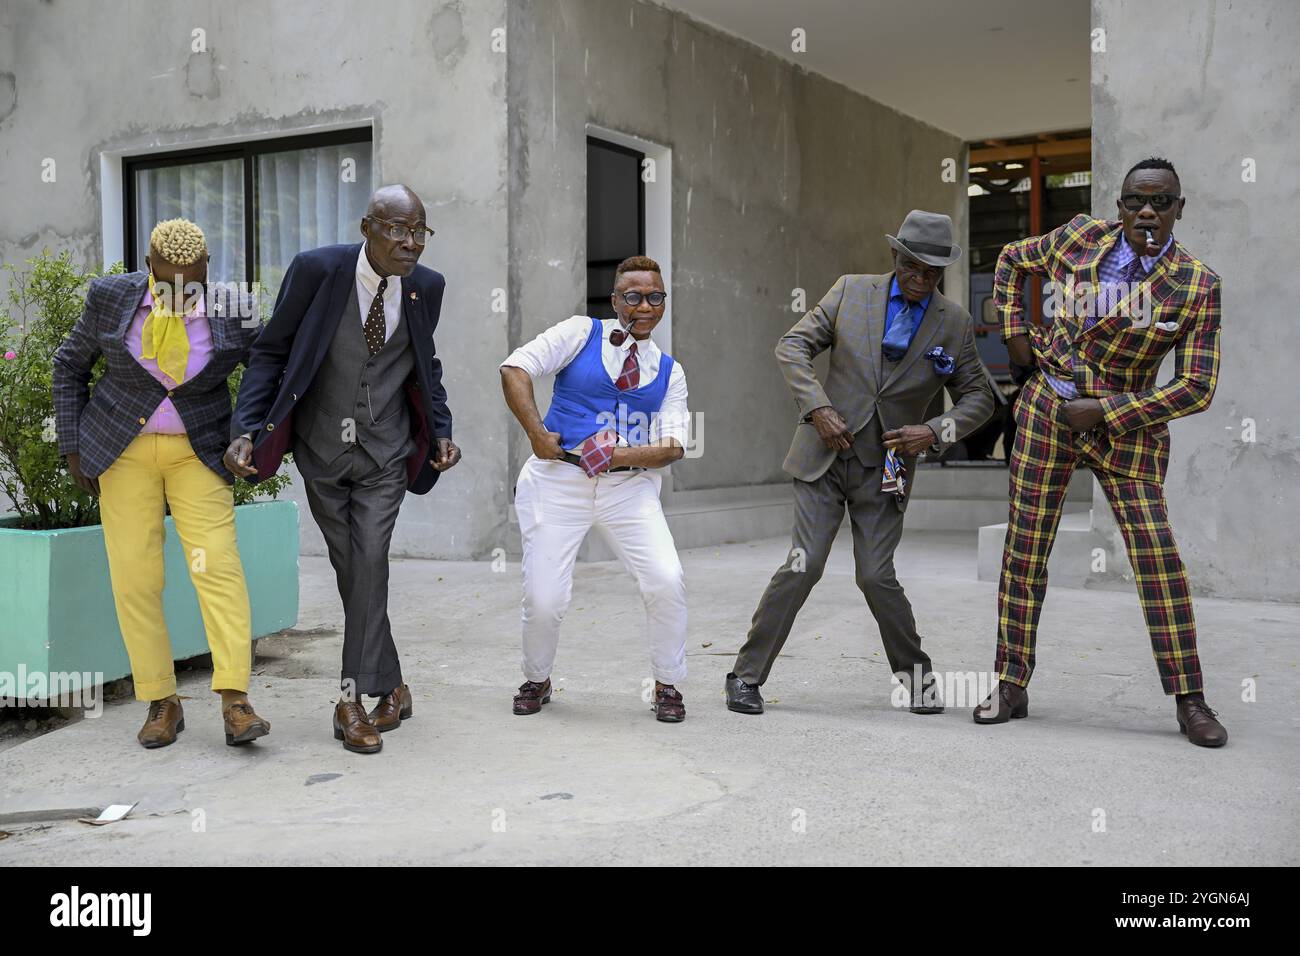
[542,318,675,449]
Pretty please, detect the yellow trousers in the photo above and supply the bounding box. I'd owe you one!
[99,434,252,700]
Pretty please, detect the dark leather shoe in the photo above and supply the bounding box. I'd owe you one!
[906,673,945,714]
[1177,694,1228,747]
[137,697,184,749]
[972,681,1029,724]
[368,683,413,732]
[223,700,270,746]
[653,684,686,722]
[725,673,764,714]
[513,679,551,715]
[333,700,382,753]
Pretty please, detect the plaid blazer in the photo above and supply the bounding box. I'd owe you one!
[52,271,258,482]
[779,273,995,484]
[996,214,1222,484]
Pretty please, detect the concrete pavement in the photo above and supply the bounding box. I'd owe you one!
[2,530,1297,865]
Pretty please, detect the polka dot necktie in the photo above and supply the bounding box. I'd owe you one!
[364,277,388,355]
[615,341,640,391]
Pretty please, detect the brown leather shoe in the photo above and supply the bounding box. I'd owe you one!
[223,700,271,746]
[513,679,551,715]
[1177,694,1228,748]
[652,684,686,723]
[972,681,1029,724]
[368,683,413,732]
[137,697,184,749]
[333,699,382,754]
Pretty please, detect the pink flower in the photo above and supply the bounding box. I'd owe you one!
[3,351,15,360]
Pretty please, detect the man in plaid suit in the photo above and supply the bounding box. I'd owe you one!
[52,218,270,749]
[974,157,1229,748]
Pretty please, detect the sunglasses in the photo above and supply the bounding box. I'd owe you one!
[1120,193,1180,212]
[615,291,667,307]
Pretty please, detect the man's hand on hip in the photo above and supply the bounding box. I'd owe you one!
[882,425,938,456]
[809,406,853,451]
[527,428,565,461]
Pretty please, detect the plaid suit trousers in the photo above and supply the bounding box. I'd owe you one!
[996,373,1203,695]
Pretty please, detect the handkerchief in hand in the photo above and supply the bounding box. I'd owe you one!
[576,428,619,477]
[881,448,908,501]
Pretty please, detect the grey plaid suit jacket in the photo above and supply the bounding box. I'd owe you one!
[779,273,995,483]
[52,271,258,482]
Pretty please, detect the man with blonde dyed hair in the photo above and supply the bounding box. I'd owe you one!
[53,218,270,749]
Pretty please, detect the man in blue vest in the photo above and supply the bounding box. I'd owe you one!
[499,256,691,722]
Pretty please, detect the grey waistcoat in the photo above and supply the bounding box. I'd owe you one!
[295,282,415,468]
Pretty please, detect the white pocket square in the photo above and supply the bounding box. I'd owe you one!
[1154,321,1180,332]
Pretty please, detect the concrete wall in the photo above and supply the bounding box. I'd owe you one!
[506,0,968,500]
[0,0,510,559]
[1,0,971,560]
[1091,0,1300,601]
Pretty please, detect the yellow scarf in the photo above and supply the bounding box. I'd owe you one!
[141,273,192,386]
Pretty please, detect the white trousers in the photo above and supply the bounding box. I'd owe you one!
[514,456,688,684]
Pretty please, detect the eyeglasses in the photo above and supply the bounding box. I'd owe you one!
[615,291,667,307]
[366,216,435,245]
[1120,193,1180,212]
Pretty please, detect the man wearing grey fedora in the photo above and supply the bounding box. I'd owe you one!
[726,210,994,715]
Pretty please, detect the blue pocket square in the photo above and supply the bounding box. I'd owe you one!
[924,346,955,375]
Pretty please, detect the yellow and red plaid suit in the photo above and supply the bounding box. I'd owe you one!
[995,214,1221,694]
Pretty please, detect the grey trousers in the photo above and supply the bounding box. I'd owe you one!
[295,442,408,698]
[733,454,932,688]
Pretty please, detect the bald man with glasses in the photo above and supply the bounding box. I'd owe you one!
[228,184,460,754]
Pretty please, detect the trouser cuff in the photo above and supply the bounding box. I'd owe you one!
[133,674,178,702]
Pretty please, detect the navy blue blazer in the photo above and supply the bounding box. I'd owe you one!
[232,243,453,495]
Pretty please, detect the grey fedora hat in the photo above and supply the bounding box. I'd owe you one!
[886,209,962,267]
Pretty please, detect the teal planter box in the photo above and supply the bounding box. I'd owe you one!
[0,500,299,697]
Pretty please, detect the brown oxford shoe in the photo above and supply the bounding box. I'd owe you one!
[972,681,1029,724]
[1176,694,1228,748]
[513,679,551,715]
[223,699,271,746]
[368,683,413,732]
[138,697,185,749]
[333,699,383,754]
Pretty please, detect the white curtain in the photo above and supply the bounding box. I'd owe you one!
[134,158,244,282]
[257,143,373,300]
[131,141,373,305]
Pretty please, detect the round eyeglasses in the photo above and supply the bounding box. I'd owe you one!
[615,291,667,307]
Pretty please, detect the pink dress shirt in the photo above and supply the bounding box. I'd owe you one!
[125,287,213,434]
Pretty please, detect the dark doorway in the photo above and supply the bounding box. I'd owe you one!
[586,137,646,320]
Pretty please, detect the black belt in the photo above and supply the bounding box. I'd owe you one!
[559,451,642,473]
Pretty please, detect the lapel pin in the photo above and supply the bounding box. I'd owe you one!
[409,291,419,302]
